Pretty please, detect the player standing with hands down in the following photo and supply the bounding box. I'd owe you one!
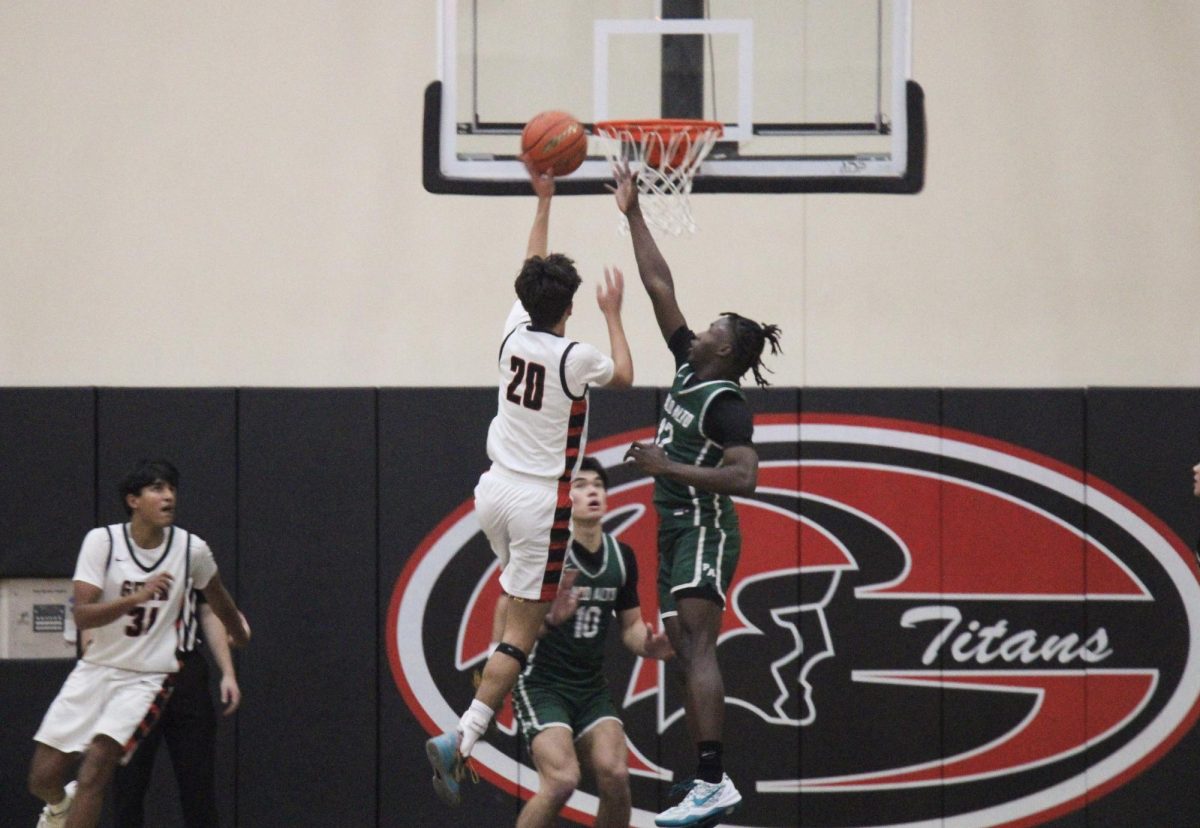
[426,160,633,806]
[27,460,249,828]
[609,163,781,827]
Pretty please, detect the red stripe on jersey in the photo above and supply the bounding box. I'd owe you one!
[122,674,176,759]
[558,398,589,483]
[540,475,573,598]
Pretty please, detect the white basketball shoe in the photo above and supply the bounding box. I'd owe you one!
[655,773,742,826]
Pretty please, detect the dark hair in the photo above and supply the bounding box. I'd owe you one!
[119,459,179,515]
[721,313,782,388]
[575,456,609,490]
[515,254,582,328]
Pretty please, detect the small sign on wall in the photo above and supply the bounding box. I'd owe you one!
[0,579,77,659]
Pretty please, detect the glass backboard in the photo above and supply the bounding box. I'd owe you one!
[425,0,924,195]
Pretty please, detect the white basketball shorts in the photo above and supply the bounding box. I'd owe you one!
[474,465,570,601]
[33,659,173,761]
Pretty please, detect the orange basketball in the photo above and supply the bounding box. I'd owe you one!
[521,111,588,177]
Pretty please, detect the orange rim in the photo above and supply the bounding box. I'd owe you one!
[594,119,724,140]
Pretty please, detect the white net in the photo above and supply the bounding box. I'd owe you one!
[595,120,723,236]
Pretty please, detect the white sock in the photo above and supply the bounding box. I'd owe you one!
[457,699,494,757]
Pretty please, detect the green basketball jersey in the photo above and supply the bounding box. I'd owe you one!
[522,533,635,691]
[654,363,745,526]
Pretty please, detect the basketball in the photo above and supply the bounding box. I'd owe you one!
[521,111,588,177]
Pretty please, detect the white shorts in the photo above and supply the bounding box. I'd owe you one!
[474,465,570,601]
[33,659,174,761]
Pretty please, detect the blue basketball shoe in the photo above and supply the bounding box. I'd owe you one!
[425,731,477,807]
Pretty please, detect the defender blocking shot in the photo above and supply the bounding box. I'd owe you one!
[610,163,781,827]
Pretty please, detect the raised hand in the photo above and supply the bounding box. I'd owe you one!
[522,155,555,199]
[597,266,625,317]
[546,569,580,627]
[605,161,639,214]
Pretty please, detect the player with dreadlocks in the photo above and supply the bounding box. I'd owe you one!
[609,163,780,827]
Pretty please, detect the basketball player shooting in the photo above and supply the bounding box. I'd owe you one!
[609,162,781,827]
[425,158,633,807]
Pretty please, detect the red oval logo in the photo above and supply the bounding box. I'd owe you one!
[389,414,1200,826]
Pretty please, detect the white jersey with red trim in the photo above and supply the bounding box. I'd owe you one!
[486,300,614,480]
[74,524,217,674]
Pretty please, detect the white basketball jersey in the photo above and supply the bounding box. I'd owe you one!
[74,524,217,674]
[487,300,614,480]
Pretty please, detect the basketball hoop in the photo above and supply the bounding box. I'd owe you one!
[594,119,723,236]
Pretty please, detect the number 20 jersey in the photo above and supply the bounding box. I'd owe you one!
[486,300,615,480]
[73,524,217,673]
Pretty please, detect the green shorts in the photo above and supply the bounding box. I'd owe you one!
[512,678,620,746]
[657,519,742,616]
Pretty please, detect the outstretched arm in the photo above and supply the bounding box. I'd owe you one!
[598,266,633,388]
[608,163,687,341]
[524,159,555,260]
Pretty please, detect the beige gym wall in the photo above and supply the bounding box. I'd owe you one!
[1,2,1197,387]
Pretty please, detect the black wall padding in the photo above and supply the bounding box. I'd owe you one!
[799,388,945,827]
[94,387,239,827]
[235,389,378,827]
[1082,388,1200,827]
[3,386,1200,827]
[942,389,1087,827]
[0,388,95,576]
[376,387,506,827]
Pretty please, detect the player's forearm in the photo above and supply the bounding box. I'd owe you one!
[605,314,634,388]
[525,195,552,260]
[74,593,148,630]
[626,206,675,298]
[203,579,249,647]
[660,460,757,497]
[200,607,237,679]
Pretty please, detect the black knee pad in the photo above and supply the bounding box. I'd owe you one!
[493,641,528,671]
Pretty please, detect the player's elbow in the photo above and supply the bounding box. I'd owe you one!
[647,280,675,306]
[72,607,98,630]
[607,367,634,389]
[605,358,634,388]
[730,468,758,497]
[731,481,756,498]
